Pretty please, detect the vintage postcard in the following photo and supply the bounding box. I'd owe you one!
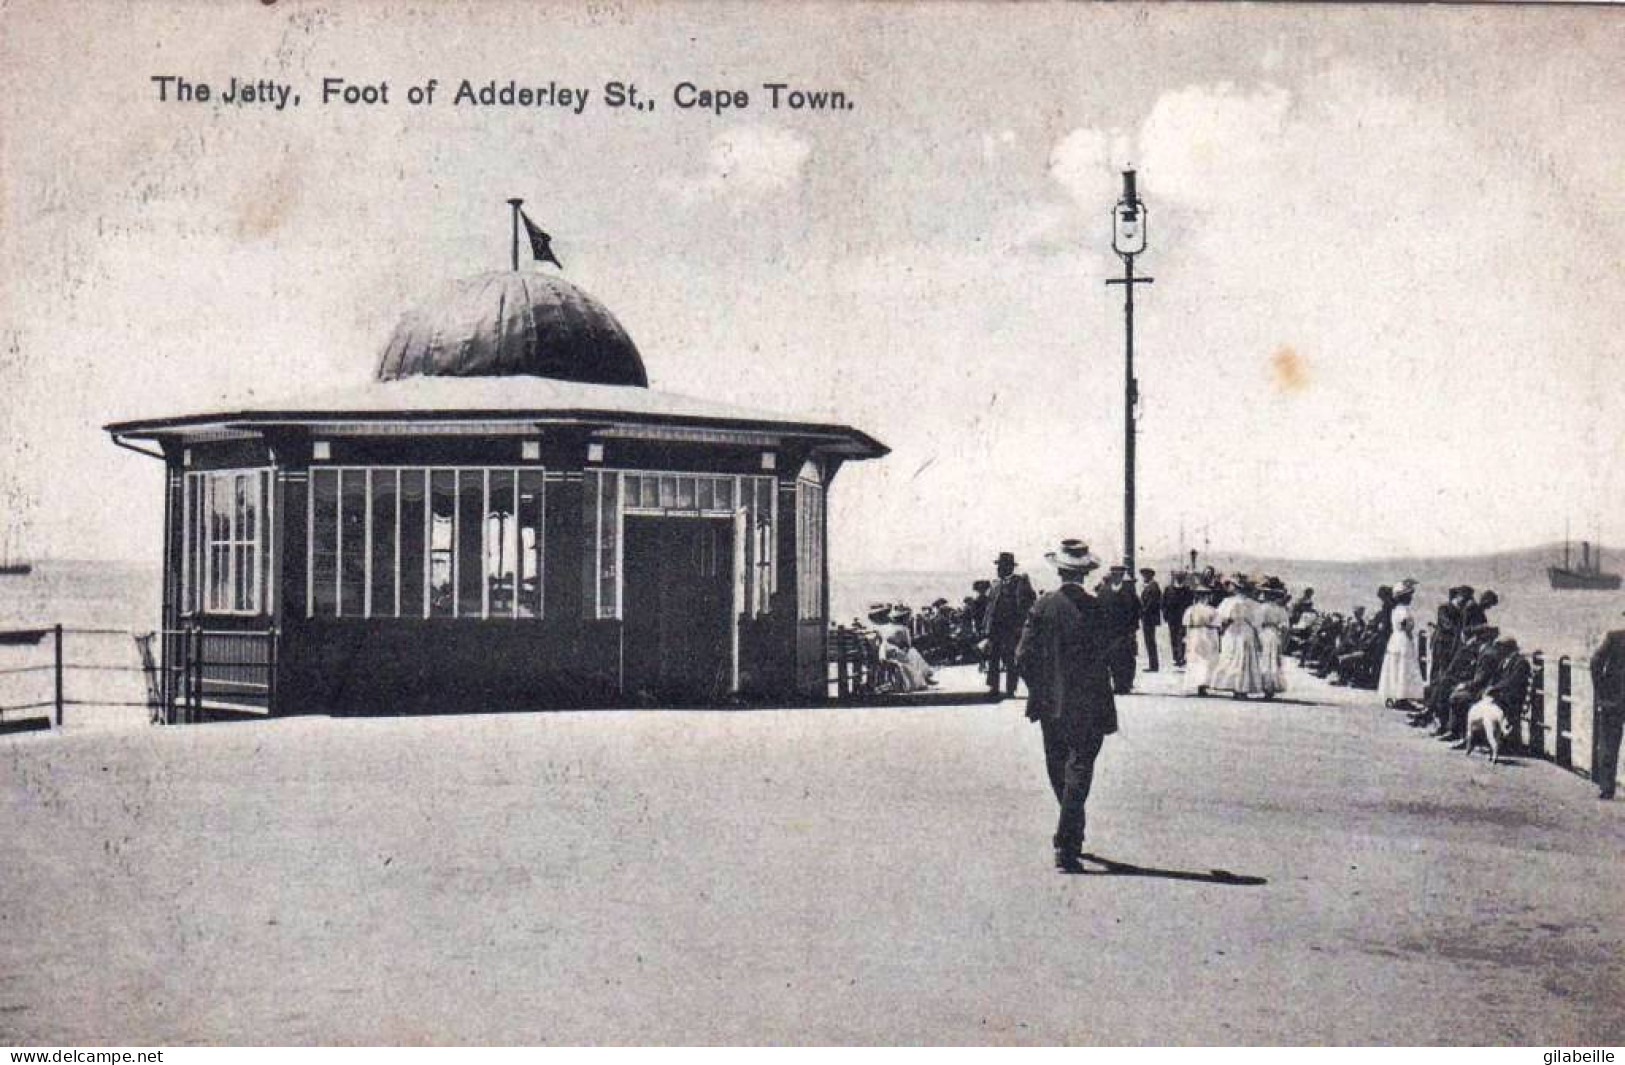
[0,0,1621,1048]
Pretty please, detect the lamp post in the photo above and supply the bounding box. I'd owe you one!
[1106,169,1153,572]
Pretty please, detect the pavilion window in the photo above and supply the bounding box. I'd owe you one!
[796,463,824,622]
[516,470,545,618]
[184,467,272,616]
[748,476,776,616]
[310,469,339,616]
[305,466,545,620]
[398,470,426,618]
[369,470,398,617]
[428,470,457,617]
[339,469,367,618]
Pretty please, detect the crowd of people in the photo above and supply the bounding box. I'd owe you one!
[846,558,1604,784]
[1287,582,1534,753]
[845,554,1307,701]
[847,544,1622,871]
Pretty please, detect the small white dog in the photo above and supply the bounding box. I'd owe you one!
[1464,698,1511,764]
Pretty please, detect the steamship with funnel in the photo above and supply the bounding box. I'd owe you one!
[1548,538,1621,591]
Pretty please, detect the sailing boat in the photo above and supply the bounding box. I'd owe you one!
[0,527,31,577]
[1548,529,1620,591]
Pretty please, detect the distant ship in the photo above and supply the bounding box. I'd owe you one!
[0,529,29,577]
[1548,538,1620,591]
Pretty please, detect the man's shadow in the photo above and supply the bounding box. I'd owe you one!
[1068,853,1267,886]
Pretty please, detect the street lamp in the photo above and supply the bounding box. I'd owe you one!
[1106,168,1153,571]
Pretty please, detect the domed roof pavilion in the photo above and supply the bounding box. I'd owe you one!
[106,257,886,718]
[376,271,650,387]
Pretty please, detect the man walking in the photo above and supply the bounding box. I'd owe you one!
[1590,616,1625,801]
[1096,565,1142,694]
[982,551,1036,697]
[1016,539,1118,873]
[1138,568,1163,673]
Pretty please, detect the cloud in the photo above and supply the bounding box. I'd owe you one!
[1048,127,1135,210]
[1138,81,1292,208]
[660,126,812,204]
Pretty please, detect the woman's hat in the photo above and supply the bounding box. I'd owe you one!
[1045,539,1103,573]
[866,602,891,621]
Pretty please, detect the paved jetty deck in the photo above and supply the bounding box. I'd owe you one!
[1,663,1620,1044]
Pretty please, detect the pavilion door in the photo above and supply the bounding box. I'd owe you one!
[621,515,735,703]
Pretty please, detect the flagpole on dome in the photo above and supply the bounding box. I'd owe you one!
[507,198,524,271]
[506,198,564,272]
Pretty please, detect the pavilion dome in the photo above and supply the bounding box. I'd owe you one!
[376,270,649,387]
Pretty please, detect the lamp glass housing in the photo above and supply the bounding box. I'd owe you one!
[1112,201,1147,257]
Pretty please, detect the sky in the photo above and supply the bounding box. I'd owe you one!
[2,1,1623,573]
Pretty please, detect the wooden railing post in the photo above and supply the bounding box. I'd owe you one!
[1528,652,1546,757]
[267,623,279,716]
[188,624,203,725]
[52,624,63,729]
[836,626,850,699]
[1556,655,1573,769]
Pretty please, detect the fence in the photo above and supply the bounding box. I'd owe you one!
[1419,624,1617,792]
[827,624,882,698]
[0,622,278,728]
[0,625,156,728]
[158,625,277,724]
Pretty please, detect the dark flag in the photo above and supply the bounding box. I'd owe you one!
[518,209,562,269]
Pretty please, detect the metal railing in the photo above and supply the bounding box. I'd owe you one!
[827,624,879,698]
[0,625,157,728]
[1418,624,1614,790]
[159,625,278,724]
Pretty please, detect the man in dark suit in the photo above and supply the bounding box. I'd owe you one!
[1429,625,1496,737]
[1137,568,1163,673]
[1447,630,1512,743]
[1162,571,1194,669]
[1016,539,1118,873]
[1590,618,1625,800]
[1481,638,1531,751]
[982,551,1036,697]
[1096,565,1142,694]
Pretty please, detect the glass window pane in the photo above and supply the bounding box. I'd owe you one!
[340,470,367,617]
[429,470,456,617]
[676,476,695,510]
[371,470,398,617]
[517,470,544,618]
[715,477,733,512]
[487,470,517,618]
[311,469,339,616]
[237,474,256,611]
[598,472,619,618]
[260,471,272,615]
[458,471,484,617]
[582,470,599,619]
[185,476,201,613]
[208,475,231,611]
[657,475,674,509]
[399,469,426,618]
[698,478,714,511]
[640,476,658,509]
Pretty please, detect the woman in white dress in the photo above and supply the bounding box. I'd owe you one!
[879,606,936,691]
[1209,579,1266,699]
[1182,586,1223,695]
[1377,588,1426,708]
[1257,587,1290,698]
